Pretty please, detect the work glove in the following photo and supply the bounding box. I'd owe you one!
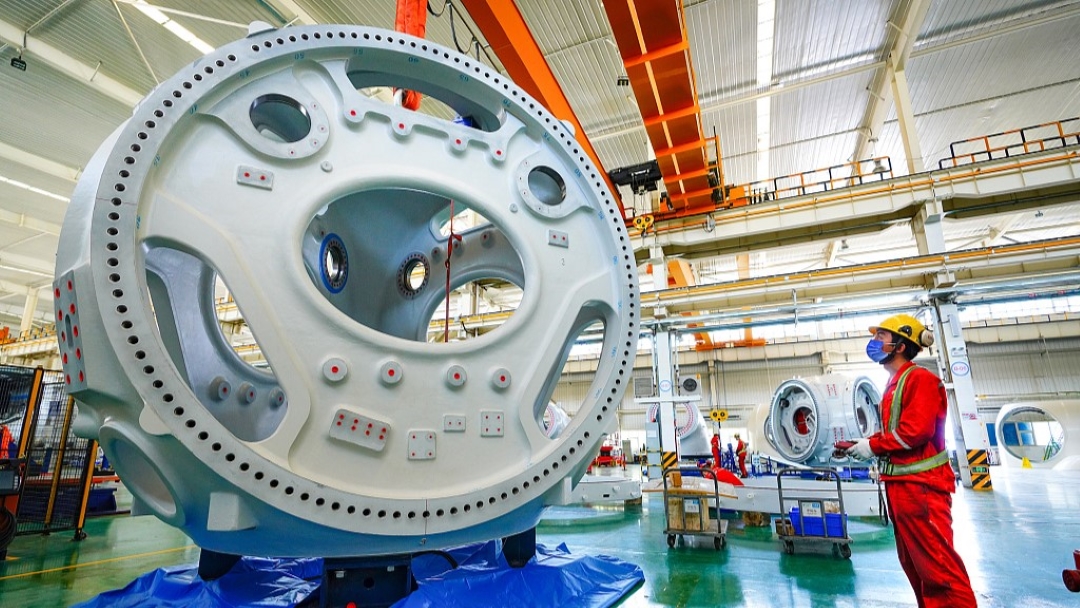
[847,438,875,460]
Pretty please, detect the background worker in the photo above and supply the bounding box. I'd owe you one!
[734,433,748,478]
[710,432,722,467]
[847,313,977,608]
[0,424,12,458]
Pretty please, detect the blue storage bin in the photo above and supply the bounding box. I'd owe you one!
[790,507,846,537]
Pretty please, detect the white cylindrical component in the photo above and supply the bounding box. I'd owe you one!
[994,400,1078,469]
[646,401,711,456]
[543,402,570,439]
[767,374,881,465]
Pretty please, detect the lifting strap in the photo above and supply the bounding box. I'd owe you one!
[395,0,428,110]
[880,365,948,476]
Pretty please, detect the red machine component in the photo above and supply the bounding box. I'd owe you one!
[1065,550,1080,592]
[591,444,625,469]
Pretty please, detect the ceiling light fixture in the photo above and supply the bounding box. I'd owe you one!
[131,0,215,55]
[0,263,53,278]
[0,174,70,203]
[9,32,27,71]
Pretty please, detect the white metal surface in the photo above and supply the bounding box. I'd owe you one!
[568,474,642,504]
[53,25,638,557]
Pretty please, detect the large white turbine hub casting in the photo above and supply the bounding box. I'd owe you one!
[53,25,638,557]
[767,375,881,464]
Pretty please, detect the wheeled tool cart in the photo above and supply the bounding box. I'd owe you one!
[776,467,852,558]
[662,466,728,551]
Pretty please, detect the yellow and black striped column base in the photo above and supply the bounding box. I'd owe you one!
[967,450,993,491]
[661,451,678,471]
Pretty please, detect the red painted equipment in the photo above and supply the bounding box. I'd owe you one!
[394,0,427,110]
[1064,550,1080,592]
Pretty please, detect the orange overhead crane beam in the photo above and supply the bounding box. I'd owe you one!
[603,0,721,215]
[460,0,624,217]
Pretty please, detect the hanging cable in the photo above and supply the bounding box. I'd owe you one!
[443,200,462,343]
[427,0,499,68]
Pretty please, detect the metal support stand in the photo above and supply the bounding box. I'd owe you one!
[197,548,242,580]
[503,526,537,568]
[322,554,414,608]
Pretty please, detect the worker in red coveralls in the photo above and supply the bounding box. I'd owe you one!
[0,424,13,458]
[734,433,748,478]
[710,432,722,467]
[847,313,977,608]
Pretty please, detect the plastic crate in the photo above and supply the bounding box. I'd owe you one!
[0,459,20,496]
[790,507,846,537]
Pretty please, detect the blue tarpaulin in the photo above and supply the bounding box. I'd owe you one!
[72,556,322,608]
[74,541,643,608]
[397,541,644,608]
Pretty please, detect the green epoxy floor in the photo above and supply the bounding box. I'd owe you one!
[1,466,1077,607]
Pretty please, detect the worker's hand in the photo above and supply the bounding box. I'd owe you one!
[846,438,875,460]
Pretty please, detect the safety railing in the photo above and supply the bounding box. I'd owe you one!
[938,116,1080,169]
[744,156,894,204]
[15,325,55,343]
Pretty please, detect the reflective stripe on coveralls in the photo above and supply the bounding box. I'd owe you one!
[881,365,949,477]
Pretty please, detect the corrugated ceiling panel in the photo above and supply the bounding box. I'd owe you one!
[306,0,395,25]
[155,1,282,30]
[919,0,1074,47]
[688,0,756,188]
[687,0,755,98]
[0,158,72,204]
[0,46,130,168]
[6,232,60,264]
[0,182,67,226]
[702,102,756,184]
[897,81,1080,170]
[518,0,609,52]
[772,0,889,81]
[306,0,505,74]
[0,0,57,30]
[770,73,872,151]
[765,130,860,185]
[519,0,643,174]
[547,46,636,138]
[0,219,46,251]
[909,15,1080,116]
[26,0,165,93]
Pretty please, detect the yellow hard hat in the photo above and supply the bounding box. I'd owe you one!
[869,313,934,347]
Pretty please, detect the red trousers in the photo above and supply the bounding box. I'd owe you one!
[737,454,747,477]
[885,481,977,608]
